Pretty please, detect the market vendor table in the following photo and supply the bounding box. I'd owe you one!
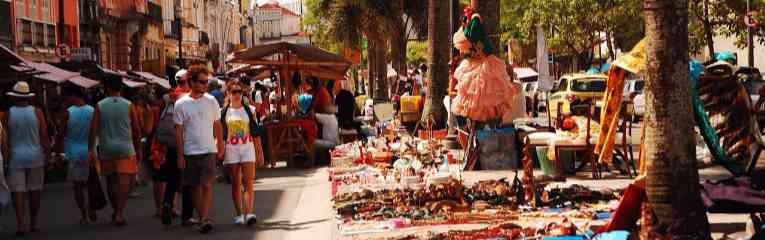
[265,119,317,168]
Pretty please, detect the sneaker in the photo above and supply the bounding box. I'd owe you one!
[245,214,257,226]
[233,215,245,225]
[182,218,199,227]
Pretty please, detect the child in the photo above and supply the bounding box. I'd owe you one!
[60,88,96,224]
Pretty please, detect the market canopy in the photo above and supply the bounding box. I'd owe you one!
[226,41,352,80]
[131,71,171,89]
[15,62,99,88]
[513,67,539,80]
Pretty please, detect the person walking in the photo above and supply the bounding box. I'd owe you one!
[89,75,142,226]
[173,64,224,234]
[58,88,97,225]
[157,70,197,226]
[221,80,261,226]
[2,81,50,236]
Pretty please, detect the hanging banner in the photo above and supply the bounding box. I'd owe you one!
[536,27,553,91]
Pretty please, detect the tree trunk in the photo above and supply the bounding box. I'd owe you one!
[606,31,616,60]
[473,0,500,54]
[367,41,376,100]
[642,0,712,238]
[422,0,449,128]
[702,0,715,59]
[390,0,407,76]
[371,36,388,102]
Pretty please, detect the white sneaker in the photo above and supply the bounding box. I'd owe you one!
[245,214,257,226]
[233,215,245,225]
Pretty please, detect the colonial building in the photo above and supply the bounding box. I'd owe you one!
[10,0,60,62]
[59,0,79,49]
[98,0,148,70]
[254,0,308,45]
[141,0,165,75]
[74,0,99,62]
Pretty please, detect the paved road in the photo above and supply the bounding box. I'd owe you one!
[0,166,332,240]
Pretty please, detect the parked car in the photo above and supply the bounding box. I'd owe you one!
[623,79,645,99]
[548,74,608,120]
[623,79,646,121]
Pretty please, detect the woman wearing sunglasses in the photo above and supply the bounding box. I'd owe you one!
[220,80,261,226]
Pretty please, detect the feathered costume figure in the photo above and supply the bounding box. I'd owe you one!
[450,7,519,122]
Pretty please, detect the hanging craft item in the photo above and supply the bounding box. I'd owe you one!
[594,39,645,164]
[697,61,763,173]
[450,7,518,122]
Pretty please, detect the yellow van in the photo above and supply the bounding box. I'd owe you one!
[548,74,607,120]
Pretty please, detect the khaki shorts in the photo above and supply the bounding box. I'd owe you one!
[8,167,45,192]
[183,154,216,186]
[100,155,139,175]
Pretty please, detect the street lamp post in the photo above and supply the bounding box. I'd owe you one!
[175,3,184,68]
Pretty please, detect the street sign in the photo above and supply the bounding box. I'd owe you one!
[56,44,71,58]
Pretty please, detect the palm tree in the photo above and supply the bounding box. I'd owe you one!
[641,0,711,238]
[421,0,451,128]
[318,0,391,101]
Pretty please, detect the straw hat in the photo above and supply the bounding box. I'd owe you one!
[7,81,35,98]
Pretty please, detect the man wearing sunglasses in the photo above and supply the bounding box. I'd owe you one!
[173,64,224,234]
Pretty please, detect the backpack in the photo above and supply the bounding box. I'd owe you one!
[221,100,263,141]
[155,103,177,147]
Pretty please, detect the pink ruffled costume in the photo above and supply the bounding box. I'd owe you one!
[451,23,518,122]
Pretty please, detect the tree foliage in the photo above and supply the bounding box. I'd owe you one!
[406,41,429,66]
[519,0,643,61]
[688,0,765,55]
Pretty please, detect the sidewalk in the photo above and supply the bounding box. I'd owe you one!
[0,166,333,240]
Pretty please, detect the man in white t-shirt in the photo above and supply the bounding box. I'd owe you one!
[173,64,223,234]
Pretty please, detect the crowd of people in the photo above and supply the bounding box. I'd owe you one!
[0,63,359,237]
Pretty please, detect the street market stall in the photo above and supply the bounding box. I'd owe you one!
[227,42,352,168]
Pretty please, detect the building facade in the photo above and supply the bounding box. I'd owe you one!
[10,0,59,62]
[254,0,307,45]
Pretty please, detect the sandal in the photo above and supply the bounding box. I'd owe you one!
[197,219,214,234]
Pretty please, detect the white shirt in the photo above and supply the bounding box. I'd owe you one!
[174,93,221,155]
[315,113,339,145]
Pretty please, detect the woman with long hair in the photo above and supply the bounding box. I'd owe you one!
[220,81,262,226]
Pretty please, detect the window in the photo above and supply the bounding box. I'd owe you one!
[571,79,607,92]
[34,23,44,47]
[47,24,55,47]
[555,78,568,92]
[20,20,32,45]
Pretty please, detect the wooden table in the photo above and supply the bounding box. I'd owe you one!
[265,119,317,168]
